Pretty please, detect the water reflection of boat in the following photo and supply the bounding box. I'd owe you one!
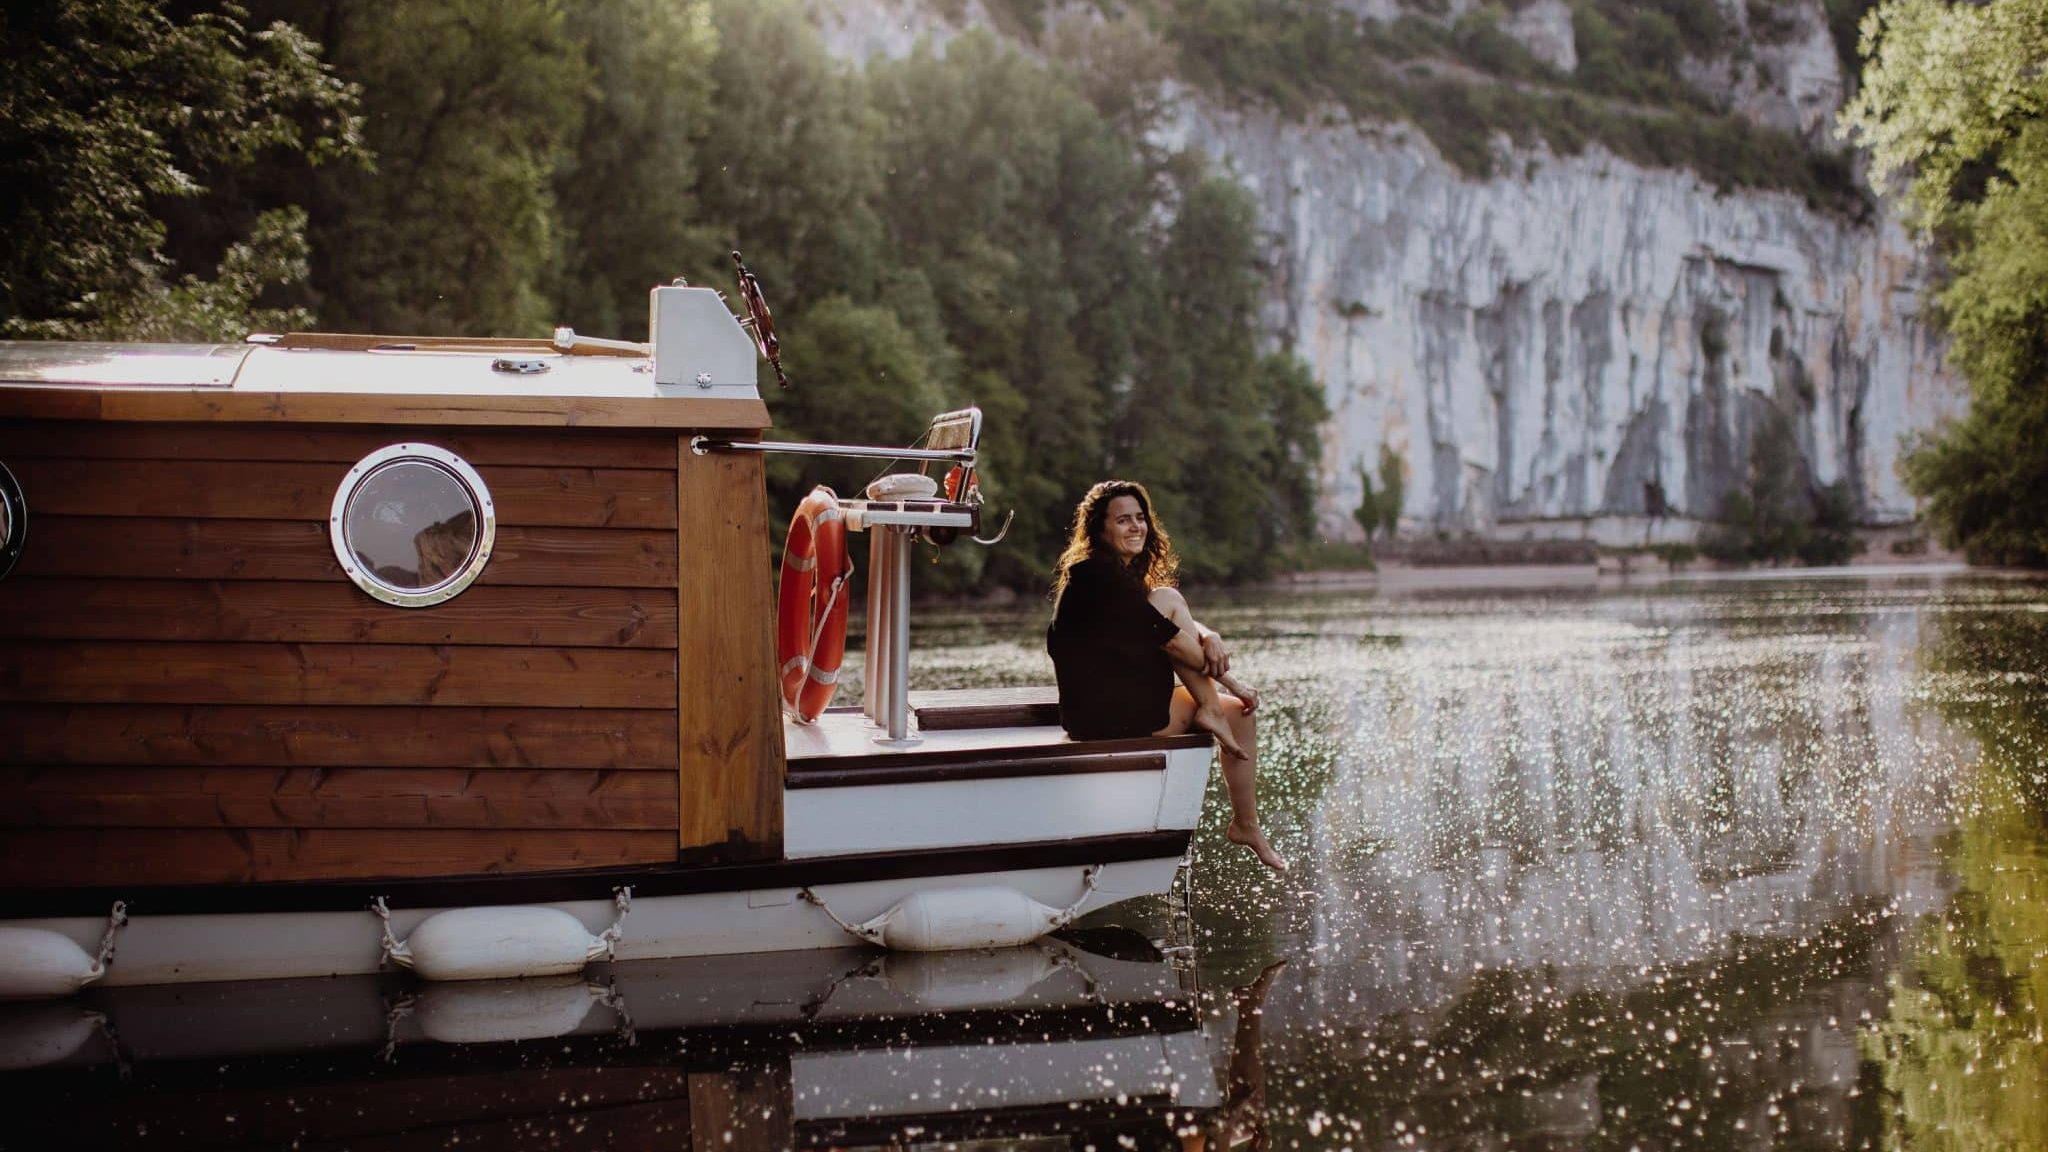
[0,269,1215,993]
[3,938,1221,1149]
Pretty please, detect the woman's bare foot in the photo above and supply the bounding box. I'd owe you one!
[1192,703,1247,759]
[1227,820,1288,873]
[1239,957,1289,1004]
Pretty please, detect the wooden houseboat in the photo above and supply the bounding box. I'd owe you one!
[0,273,1216,995]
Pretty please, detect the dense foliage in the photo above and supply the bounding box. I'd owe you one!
[1842,0,2048,565]
[0,1,363,339]
[0,0,1326,589]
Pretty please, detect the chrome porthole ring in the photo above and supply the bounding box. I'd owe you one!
[330,443,496,608]
[0,461,24,581]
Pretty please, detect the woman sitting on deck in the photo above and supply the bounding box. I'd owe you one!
[1047,480,1287,873]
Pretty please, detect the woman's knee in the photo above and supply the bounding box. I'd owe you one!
[1147,586,1189,617]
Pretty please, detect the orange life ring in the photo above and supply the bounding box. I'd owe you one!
[777,486,852,722]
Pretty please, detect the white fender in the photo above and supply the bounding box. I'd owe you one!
[412,975,605,1044]
[0,929,102,1002]
[373,890,630,983]
[880,943,1063,1008]
[0,1003,100,1070]
[856,886,1065,952]
[402,907,605,982]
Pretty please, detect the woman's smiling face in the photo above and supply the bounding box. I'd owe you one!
[1100,494,1149,562]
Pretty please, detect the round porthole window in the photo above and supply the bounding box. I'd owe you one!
[330,444,495,607]
[0,461,24,581]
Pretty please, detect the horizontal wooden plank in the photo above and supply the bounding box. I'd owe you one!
[10,458,676,528]
[0,767,677,829]
[13,517,678,587]
[0,421,682,468]
[0,828,676,886]
[0,580,678,648]
[0,705,678,769]
[0,386,771,430]
[911,685,1061,731]
[0,641,676,708]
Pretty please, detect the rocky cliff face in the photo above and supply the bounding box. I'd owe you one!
[1162,103,1959,537]
[813,0,1965,538]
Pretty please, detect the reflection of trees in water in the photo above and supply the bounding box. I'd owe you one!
[357,510,476,588]
[1867,591,2048,1152]
[1301,607,1968,1023]
[1235,591,1998,1150]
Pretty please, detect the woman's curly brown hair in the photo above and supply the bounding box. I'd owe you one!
[1051,479,1180,596]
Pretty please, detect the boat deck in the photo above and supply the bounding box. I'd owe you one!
[784,686,1211,772]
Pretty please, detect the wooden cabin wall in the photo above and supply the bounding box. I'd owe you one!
[0,421,696,887]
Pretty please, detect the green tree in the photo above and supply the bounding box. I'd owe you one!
[551,0,720,339]
[0,0,361,337]
[1842,0,2048,564]
[1377,442,1406,539]
[11,208,317,342]
[257,0,589,336]
[1354,463,1381,540]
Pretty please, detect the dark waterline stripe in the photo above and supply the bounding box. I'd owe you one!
[2,829,1192,919]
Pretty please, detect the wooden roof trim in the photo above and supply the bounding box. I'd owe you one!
[0,386,770,429]
[266,332,647,358]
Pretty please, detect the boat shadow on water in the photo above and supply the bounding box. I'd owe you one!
[0,932,1263,1150]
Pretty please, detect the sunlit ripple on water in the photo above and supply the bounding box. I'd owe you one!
[907,574,2048,1150]
[1288,591,1970,1022]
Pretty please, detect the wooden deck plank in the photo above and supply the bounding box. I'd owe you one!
[910,685,1061,731]
[783,708,1210,766]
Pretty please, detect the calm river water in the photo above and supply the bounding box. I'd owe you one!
[12,571,2046,1151]
[903,570,2048,1151]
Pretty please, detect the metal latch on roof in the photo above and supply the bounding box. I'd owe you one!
[491,357,551,374]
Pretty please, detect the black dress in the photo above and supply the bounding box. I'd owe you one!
[1046,554,1181,739]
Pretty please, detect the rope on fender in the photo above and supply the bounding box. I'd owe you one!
[587,887,634,963]
[1048,865,1103,931]
[370,897,414,970]
[86,901,128,983]
[798,887,888,947]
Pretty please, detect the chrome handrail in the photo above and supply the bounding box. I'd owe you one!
[690,436,975,464]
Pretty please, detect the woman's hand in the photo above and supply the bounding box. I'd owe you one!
[1199,630,1231,678]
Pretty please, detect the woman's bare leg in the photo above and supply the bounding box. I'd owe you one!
[1150,590,1286,873]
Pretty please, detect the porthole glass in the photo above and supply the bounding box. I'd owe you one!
[330,444,495,607]
[0,461,23,581]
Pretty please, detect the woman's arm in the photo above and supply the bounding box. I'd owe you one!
[1148,586,1230,678]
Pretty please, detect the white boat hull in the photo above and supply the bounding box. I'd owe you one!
[3,740,1211,987]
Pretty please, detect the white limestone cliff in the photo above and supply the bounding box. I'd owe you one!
[1160,104,1960,537]
[811,0,1965,537]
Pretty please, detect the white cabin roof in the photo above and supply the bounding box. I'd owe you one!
[0,335,771,430]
